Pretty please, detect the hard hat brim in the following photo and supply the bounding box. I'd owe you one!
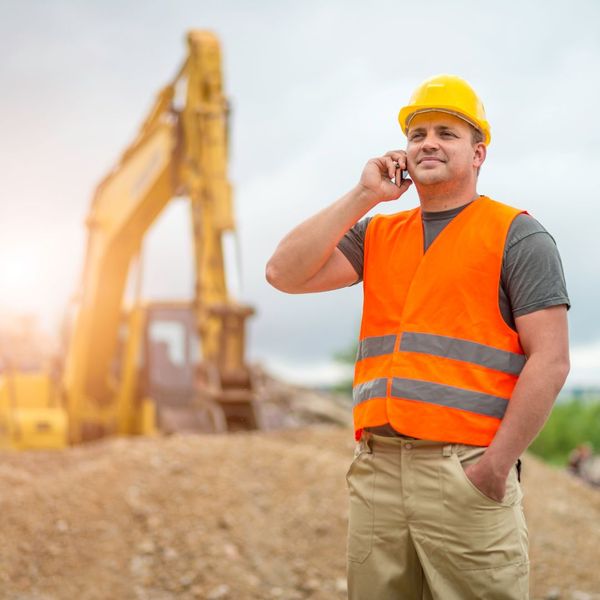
[399,106,491,145]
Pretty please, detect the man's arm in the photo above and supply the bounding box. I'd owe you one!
[265,151,412,293]
[465,304,570,501]
[265,186,374,293]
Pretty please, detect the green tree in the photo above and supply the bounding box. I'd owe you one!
[529,393,600,465]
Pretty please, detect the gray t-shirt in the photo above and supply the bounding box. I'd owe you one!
[338,200,570,438]
[338,201,570,330]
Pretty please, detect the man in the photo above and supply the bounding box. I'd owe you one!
[266,74,570,599]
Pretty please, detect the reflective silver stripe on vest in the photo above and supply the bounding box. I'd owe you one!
[400,332,526,376]
[353,378,388,406]
[391,377,508,419]
[357,335,397,361]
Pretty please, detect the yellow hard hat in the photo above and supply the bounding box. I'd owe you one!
[398,74,491,145]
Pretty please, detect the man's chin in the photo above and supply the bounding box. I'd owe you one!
[413,173,448,186]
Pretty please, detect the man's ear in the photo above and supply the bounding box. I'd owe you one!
[473,142,486,168]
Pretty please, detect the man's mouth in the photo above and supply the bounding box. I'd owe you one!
[418,157,445,164]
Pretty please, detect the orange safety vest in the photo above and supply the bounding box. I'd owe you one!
[353,196,527,446]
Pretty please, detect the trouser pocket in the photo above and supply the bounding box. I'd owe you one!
[450,446,522,507]
[346,444,376,563]
[440,445,528,571]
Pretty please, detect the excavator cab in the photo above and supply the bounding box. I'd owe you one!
[113,300,260,437]
[141,301,227,434]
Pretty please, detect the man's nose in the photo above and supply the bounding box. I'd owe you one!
[421,131,440,151]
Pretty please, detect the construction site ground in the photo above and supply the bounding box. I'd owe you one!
[1,425,599,600]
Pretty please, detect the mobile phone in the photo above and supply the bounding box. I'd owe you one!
[395,168,409,187]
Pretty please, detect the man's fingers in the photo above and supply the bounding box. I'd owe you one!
[394,164,402,187]
[370,156,398,180]
[384,149,406,159]
[386,156,397,180]
[385,156,407,180]
[384,150,408,170]
[366,154,410,195]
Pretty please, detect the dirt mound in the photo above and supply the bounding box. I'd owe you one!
[523,452,600,599]
[1,426,599,600]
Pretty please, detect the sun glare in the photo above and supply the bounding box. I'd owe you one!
[0,247,44,309]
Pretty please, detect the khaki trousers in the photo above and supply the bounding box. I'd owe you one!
[346,432,529,600]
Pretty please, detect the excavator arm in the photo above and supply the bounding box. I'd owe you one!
[63,104,178,441]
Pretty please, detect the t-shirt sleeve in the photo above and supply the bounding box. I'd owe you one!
[337,217,372,285]
[502,214,571,319]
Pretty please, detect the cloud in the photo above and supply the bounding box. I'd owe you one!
[567,341,600,388]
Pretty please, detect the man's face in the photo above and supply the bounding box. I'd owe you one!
[405,112,485,187]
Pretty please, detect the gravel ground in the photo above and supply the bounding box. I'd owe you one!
[1,425,598,600]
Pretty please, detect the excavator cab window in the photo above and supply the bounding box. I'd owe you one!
[141,303,205,432]
[147,319,192,394]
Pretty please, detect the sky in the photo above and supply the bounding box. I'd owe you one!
[1,0,599,388]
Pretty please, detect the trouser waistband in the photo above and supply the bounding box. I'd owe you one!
[360,431,468,456]
[357,431,522,481]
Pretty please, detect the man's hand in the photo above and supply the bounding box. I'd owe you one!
[358,150,413,204]
[463,460,508,503]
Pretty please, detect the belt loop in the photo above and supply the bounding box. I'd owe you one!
[442,444,452,457]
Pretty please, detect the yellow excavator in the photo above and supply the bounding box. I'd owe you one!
[0,31,261,450]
